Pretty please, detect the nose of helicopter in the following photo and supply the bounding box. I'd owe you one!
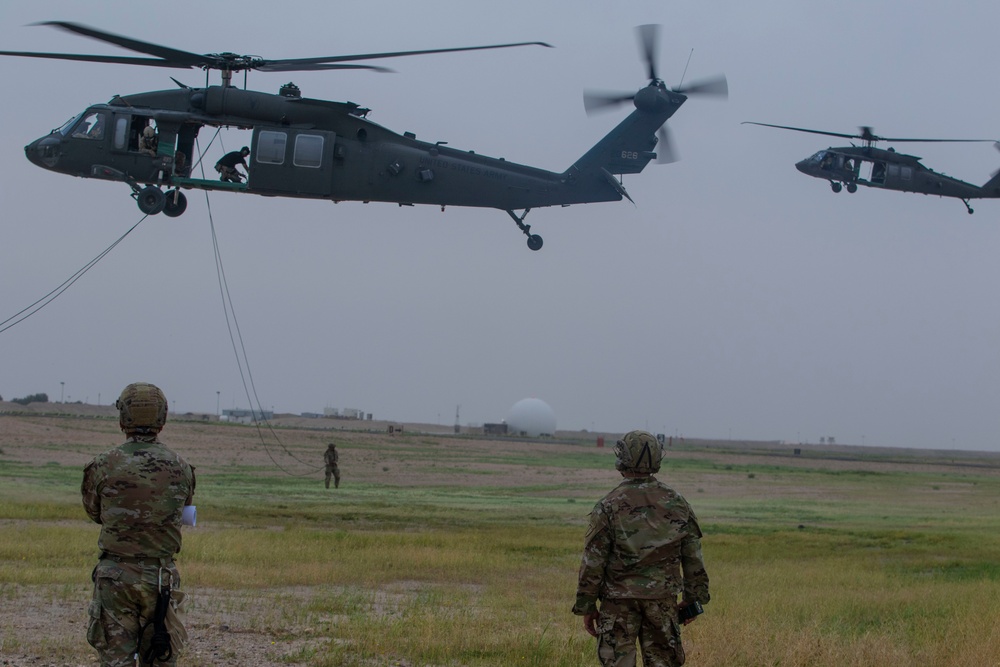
[795,158,810,174]
[25,134,62,170]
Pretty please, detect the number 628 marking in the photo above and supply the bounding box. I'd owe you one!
[620,150,639,160]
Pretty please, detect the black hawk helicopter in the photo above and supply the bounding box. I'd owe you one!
[743,122,1000,214]
[2,22,726,250]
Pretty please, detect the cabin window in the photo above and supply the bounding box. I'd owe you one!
[113,117,128,150]
[256,131,287,165]
[901,167,913,181]
[293,134,324,168]
[71,111,108,140]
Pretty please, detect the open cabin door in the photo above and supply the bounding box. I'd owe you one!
[249,127,336,197]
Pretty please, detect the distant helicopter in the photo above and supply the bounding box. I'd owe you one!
[1,22,726,250]
[743,122,1000,214]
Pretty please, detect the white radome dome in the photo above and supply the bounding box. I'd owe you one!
[508,398,556,437]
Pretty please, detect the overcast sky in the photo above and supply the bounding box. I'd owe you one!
[2,1,999,450]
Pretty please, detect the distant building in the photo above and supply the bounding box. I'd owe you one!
[484,422,508,436]
[221,408,273,424]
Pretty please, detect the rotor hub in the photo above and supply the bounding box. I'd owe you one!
[634,84,683,113]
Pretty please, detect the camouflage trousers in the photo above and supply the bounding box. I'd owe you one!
[87,558,188,667]
[325,464,340,488]
[595,598,685,667]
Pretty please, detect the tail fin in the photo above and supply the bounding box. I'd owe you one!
[981,142,1000,196]
[982,171,1000,196]
[569,108,666,176]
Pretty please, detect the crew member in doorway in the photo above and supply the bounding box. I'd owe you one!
[215,146,250,183]
[138,125,158,156]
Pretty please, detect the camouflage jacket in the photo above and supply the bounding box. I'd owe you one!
[572,476,709,615]
[81,437,196,559]
[324,447,339,467]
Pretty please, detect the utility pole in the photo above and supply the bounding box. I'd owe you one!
[454,404,460,434]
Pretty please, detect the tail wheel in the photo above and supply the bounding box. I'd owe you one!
[527,234,543,251]
[162,190,188,217]
[137,186,165,215]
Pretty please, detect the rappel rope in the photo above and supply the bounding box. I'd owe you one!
[0,216,147,334]
[195,137,322,476]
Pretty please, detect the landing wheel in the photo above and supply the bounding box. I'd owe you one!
[846,183,858,193]
[830,182,843,193]
[162,190,188,218]
[506,208,544,251]
[963,199,974,215]
[136,186,165,215]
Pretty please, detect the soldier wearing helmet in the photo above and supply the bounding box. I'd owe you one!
[82,382,196,667]
[324,443,341,489]
[572,430,709,667]
[138,124,158,156]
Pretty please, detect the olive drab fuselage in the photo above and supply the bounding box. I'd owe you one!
[794,144,1000,207]
[24,82,683,249]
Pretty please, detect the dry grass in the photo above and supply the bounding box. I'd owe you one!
[3,411,1000,666]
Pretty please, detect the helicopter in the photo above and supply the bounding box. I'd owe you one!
[743,122,1000,214]
[1,22,726,250]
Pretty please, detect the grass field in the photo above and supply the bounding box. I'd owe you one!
[2,411,1000,666]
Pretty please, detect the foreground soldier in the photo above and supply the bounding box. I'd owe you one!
[324,443,340,489]
[572,430,709,667]
[82,382,196,666]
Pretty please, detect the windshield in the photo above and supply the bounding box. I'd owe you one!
[55,113,83,136]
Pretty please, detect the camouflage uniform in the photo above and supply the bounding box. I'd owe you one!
[324,444,340,489]
[573,433,709,667]
[82,383,196,667]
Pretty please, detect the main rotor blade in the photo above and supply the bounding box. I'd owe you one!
[35,21,210,68]
[0,50,192,68]
[264,41,553,68]
[256,62,394,73]
[675,75,728,98]
[636,24,660,82]
[742,122,862,140]
[743,121,996,144]
[583,90,635,115]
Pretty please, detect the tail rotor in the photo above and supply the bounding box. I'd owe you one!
[582,24,727,164]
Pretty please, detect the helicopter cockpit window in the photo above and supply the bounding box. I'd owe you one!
[72,111,108,140]
[256,131,287,165]
[56,113,84,136]
[293,134,324,168]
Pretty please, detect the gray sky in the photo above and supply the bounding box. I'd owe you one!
[2,1,999,450]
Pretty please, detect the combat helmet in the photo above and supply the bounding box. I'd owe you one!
[613,429,663,474]
[116,382,168,434]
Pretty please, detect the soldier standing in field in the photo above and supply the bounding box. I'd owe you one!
[82,382,196,667]
[572,430,709,667]
[324,443,341,489]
